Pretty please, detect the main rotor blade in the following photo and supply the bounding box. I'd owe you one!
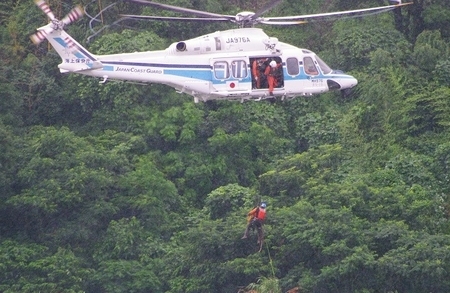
[124,0,234,19]
[259,20,308,25]
[120,14,231,22]
[260,2,412,24]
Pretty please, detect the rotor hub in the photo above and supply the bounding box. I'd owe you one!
[51,19,64,30]
[234,12,256,27]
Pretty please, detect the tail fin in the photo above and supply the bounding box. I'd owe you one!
[37,24,103,73]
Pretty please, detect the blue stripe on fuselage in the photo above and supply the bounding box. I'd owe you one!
[101,61,354,84]
[164,69,212,81]
[105,61,211,69]
[103,61,213,80]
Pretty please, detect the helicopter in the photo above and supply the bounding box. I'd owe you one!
[31,0,411,103]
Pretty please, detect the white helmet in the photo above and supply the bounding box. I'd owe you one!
[269,60,277,67]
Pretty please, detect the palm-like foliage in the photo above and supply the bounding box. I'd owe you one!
[246,277,281,293]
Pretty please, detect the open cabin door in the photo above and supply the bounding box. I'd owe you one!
[249,56,284,93]
[210,57,251,94]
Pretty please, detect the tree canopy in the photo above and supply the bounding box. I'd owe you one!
[1,0,450,292]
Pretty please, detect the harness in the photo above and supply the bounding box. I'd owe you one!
[255,208,266,220]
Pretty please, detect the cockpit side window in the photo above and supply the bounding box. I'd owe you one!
[315,55,332,74]
[303,57,318,75]
[214,61,229,79]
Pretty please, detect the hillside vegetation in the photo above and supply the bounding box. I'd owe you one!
[1,0,450,292]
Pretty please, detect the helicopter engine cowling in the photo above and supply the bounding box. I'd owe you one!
[167,28,276,55]
[176,42,187,52]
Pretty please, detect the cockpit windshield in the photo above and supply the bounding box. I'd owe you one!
[315,55,332,74]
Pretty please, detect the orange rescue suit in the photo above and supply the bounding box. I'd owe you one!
[252,60,260,88]
[247,207,266,223]
[264,63,281,94]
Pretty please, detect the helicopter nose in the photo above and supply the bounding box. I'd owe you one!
[340,75,358,89]
[327,75,358,91]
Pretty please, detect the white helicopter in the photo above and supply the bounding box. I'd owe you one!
[31,0,411,103]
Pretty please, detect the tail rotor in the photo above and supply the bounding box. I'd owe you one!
[31,0,84,45]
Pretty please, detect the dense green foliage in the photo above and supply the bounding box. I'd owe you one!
[1,0,450,292]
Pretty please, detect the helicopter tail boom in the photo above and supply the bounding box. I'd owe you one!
[31,0,102,73]
[38,25,103,73]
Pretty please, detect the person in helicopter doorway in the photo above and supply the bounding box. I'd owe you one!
[241,202,267,239]
[252,58,268,89]
[264,60,282,96]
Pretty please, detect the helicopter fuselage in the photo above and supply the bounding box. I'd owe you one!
[50,27,357,102]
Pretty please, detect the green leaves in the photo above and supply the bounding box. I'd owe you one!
[89,29,168,54]
[0,240,91,293]
[332,18,408,69]
[118,153,180,233]
[1,1,450,292]
[259,144,344,205]
[94,259,162,293]
[378,233,450,292]
[204,184,253,220]
[413,30,449,73]
[246,276,282,293]
[92,217,164,292]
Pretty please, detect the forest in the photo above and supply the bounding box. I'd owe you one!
[1,0,450,292]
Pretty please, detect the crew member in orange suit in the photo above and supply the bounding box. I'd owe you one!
[252,58,267,89]
[241,202,267,239]
[264,60,282,95]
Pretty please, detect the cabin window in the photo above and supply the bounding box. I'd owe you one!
[231,60,247,79]
[303,57,319,75]
[286,57,299,75]
[214,61,229,79]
